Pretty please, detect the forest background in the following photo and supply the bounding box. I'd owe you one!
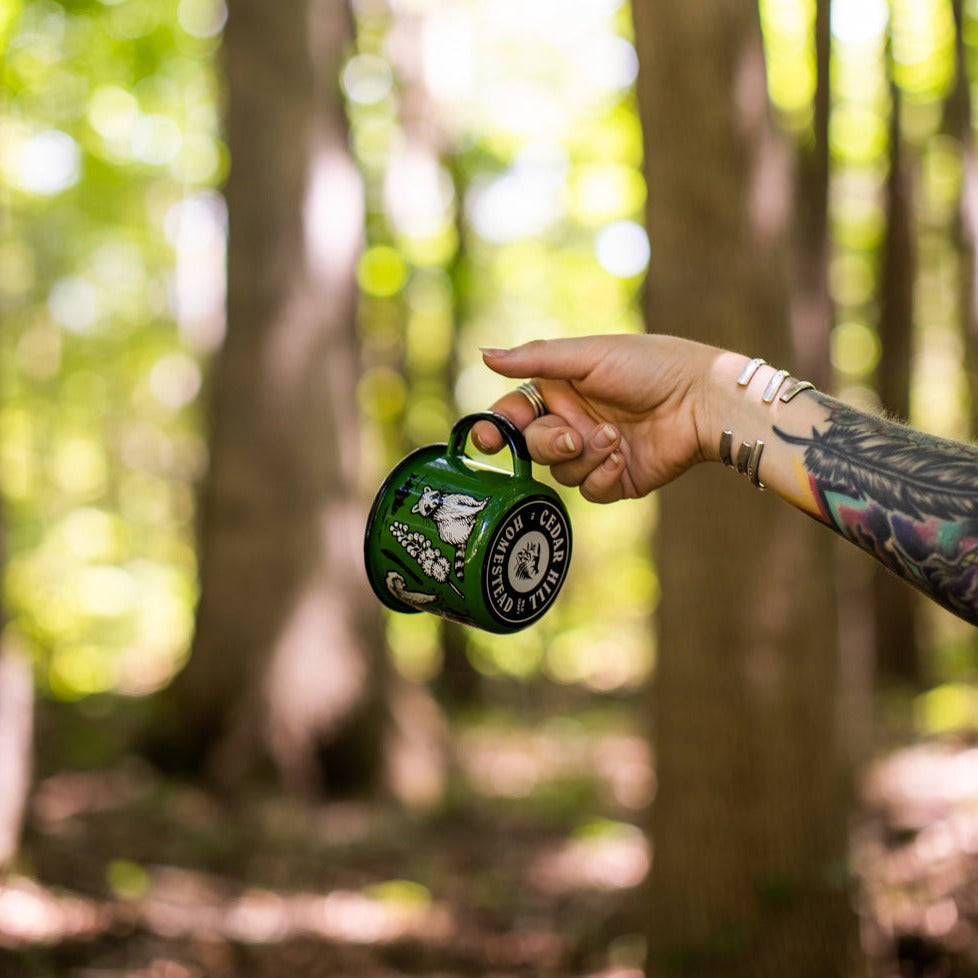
[3,0,978,976]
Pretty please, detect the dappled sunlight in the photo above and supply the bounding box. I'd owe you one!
[303,142,365,288]
[4,745,650,973]
[383,139,455,242]
[32,764,160,835]
[138,869,454,947]
[0,652,33,866]
[831,0,889,47]
[13,735,978,974]
[583,971,643,978]
[414,0,637,144]
[594,220,650,279]
[1,127,82,196]
[457,717,654,810]
[0,877,110,948]
[855,743,978,967]
[1,0,216,701]
[6,0,978,973]
[0,868,455,951]
[466,150,568,244]
[165,192,227,353]
[351,0,657,687]
[864,744,978,829]
[546,628,653,692]
[529,819,649,894]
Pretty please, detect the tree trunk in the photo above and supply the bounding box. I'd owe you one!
[949,0,978,438]
[790,0,833,391]
[873,82,921,685]
[385,7,483,709]
[0,513,32,869]
[0,649,33,868]
[632,3,860,975]
[164,0,388,794]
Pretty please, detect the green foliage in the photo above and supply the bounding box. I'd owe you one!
[914,681,978,734]
[105,857,150,899]
[350,0,657,689]
[5,0,977,708]
[1,0,224,697]
[760,0,978,704]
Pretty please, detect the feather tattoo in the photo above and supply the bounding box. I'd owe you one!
[774,393,978,625]
[775,398,978,522]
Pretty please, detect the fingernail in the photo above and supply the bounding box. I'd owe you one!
[602,451,622,472]
[594,424,618,449]
[480,347,510,358]
[558,432,576,455]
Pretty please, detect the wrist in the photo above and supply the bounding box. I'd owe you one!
[699,351,818,494]
[695,350,754,463]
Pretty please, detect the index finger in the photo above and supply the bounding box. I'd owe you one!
[481,337,613,382]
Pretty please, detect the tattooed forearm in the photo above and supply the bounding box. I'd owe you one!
[774,392,978,625]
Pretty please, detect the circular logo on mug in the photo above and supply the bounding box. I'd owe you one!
[482,498,571,627]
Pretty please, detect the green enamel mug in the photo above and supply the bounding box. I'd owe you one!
[363,412,573,633]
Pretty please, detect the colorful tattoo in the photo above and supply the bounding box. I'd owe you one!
[775,393,978,625]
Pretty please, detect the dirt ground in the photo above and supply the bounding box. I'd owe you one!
[2,711,978,978]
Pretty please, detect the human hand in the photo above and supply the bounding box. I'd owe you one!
[474,334,722,503]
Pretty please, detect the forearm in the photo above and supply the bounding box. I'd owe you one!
[704,353,978,625]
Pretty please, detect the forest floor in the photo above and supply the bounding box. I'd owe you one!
[1,702,978,978]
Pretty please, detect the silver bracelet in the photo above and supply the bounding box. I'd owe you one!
[780,379,815,403]
[747,440,765,489]
[762,369,790,403]
[737,358,766,387]
[719,429,735,468]
[737,357,815,405]
[722,361,814,490]
[721,430,766,490]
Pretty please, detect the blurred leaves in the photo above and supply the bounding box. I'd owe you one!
[1,0,223,697]
[3,0,977,714]
[351,0,656,689]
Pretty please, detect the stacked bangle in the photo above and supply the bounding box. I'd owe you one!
[722,358,816,491]
[721,430,765,489]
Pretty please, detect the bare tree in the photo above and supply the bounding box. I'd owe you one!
[0,639,33,867]
[949,0,978,436]
[158,0,388,794]
[874,73,921,684]
[632,3,860,973]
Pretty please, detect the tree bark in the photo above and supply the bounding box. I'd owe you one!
[632,3,860,974]
[0,513,32,869]
[949,0,978,438]
[873,82,921,685]
[164,0,388,794]
[0,648,33,868]
[790,0,833,391]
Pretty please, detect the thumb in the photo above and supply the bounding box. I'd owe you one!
[480,337,600,381]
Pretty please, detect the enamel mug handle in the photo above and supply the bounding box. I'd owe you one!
[448,412,532,481]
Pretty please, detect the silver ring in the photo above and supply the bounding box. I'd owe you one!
[515,380,547,419]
